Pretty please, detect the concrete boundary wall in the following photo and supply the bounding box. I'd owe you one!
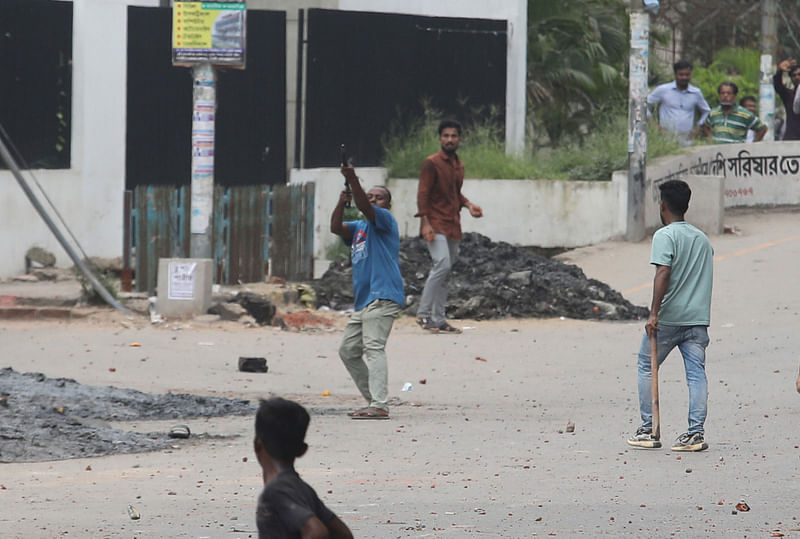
[290,168,627,279]
[293,141,800,279]
[613,140,800,231]
[644,141,800,209]
[0,0,158,279]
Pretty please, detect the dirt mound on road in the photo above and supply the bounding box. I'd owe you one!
[314,232,648,321]
[0,368,255,463]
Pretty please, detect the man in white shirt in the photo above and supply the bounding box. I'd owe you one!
[647,60,711,146]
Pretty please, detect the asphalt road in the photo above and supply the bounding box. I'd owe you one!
[1,207,799,538]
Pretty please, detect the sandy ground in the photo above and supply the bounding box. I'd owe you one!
[2,208,800,538]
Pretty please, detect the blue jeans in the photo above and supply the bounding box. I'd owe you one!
[637,325,709,435]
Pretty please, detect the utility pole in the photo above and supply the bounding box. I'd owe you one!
[759,0,777,141]
[627,1,650,241]
[190,62,215,259]
[173,0,246,258]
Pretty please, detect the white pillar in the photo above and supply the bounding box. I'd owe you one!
[504,0,527,156]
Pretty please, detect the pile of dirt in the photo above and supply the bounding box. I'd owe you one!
[0,368,255,463]
[314,233,648,321]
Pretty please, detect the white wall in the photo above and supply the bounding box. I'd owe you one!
[291,168,627,279]
[0,0,525,279]
[295,141,800,278]
[0,0,157,278]
[621,140,800,230]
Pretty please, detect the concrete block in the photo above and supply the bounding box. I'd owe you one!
[156,259,213,318]
[683,175,725,236]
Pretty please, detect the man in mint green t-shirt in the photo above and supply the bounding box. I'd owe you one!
[627,180,714,452]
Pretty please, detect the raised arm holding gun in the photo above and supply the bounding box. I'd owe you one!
[331,162,405,420]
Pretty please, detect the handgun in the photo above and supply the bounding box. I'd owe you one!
[340,144,351,208]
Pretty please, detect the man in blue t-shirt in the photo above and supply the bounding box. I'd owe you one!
[331,165,405,420]
[627,179,714,452]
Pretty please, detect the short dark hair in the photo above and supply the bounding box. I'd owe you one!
[718,81,738,95]
[739,96,756,107]
[659,179,691,215]
[438,119,462,136]
[790,66,800,78]
[255,398,309,462]
[673,60,693,72]
[373,185,392,203]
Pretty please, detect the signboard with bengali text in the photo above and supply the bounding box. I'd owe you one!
[172,1,246,66]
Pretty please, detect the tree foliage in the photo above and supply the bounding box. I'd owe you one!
[691,47,760,106]
[526,0,629,147]
[653,0,800,66]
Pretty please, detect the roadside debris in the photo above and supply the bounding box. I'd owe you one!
[0,367,254,463]
[314,233,648,321]
[238,356,268,373]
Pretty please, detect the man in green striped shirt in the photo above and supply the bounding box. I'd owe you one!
[702,82,767,144]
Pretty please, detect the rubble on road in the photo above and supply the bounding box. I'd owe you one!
[0,367,255,463]
[314,233,648,321]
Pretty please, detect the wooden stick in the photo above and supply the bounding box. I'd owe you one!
[650,332,660,441]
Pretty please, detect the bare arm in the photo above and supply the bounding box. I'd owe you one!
[326,516,354,539]
[696,94,711,128]
[465,199,483,218]
[754,125,768,142]
[330,190,352,241]
[300,515,330,539]
[417,160,436,241]
[341,165,374,223]
[646,264,671,337]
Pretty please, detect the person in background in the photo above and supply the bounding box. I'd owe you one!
[739,96,758,143]
[773,58,800,140]
[647,60,711,146]
[703,82,767,143]
[415,119,483,334]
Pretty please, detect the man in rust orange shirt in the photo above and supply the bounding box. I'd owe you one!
[415,119,483,333]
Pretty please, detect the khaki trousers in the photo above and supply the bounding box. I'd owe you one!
[338,299,401,411]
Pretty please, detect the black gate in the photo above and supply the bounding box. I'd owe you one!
[126,7,286,292]
[303,9,507,168]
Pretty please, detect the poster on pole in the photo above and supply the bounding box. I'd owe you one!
[172,1,246,67]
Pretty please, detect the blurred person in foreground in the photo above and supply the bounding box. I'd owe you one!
[254,397,353,538]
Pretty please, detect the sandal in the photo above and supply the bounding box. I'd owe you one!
[421,321,440,333]
[415,317,429,327]
[350,407,390,420]
[347,407,368,417]
[438,323,462,334]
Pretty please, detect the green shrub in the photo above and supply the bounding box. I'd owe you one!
[383,108,544,179]
[692,47,761,106]
[382,106,687,182]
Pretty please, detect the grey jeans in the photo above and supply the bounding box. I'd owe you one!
[338,299,401,411]
[417,234,460,326]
